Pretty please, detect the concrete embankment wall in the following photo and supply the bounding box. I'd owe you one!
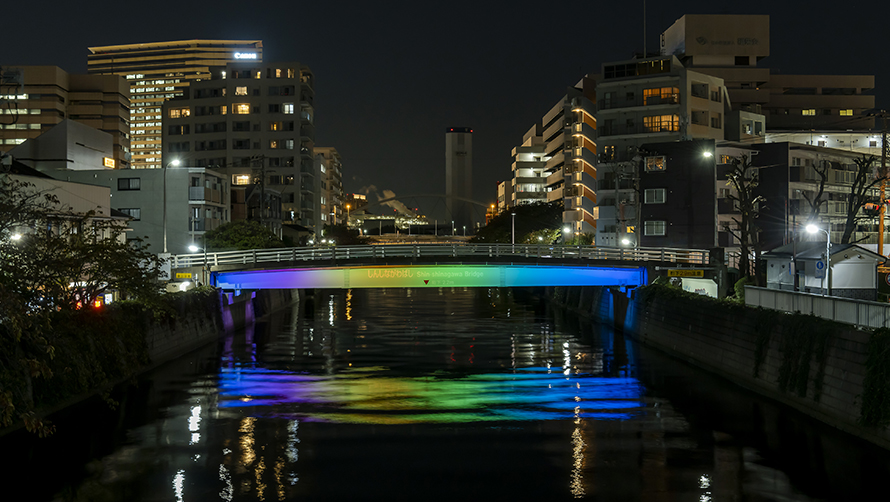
[146,288,295,365]
[547,285,890,450]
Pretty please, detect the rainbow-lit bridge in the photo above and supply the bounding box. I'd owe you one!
[169,244,710,291]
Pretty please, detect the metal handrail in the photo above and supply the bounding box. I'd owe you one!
[169,244,710,269]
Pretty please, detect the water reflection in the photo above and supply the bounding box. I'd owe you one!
[7,287,890,501]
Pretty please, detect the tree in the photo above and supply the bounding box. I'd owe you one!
[0,175,165,435]
[799,159,830,223]
[470,201,564,244]
[722,155,765,281]
[322,224,365,245]
[203,220,286,250]
[840,155,886,244]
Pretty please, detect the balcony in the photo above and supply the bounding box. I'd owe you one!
[598,95,679,110]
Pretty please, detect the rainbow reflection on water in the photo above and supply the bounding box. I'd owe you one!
[218,366,645,424]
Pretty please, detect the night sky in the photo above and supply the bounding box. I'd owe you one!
[3,0,887,217]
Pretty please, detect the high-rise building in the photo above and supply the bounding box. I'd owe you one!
[508,77,597,236]
[315,147,344,226]
[595,55,729,247]
[161,60,318,234]
[661,14,875,130]
[0,66,130,168]
[88,40,263,169]
[445,127,473,231]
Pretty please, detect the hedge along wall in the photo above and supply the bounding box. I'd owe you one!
[623,285,890,449]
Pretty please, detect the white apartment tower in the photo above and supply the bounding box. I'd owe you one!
[446,127,473,231]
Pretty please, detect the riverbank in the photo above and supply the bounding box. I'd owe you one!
[547,284,890,450]
[0,287,295,437]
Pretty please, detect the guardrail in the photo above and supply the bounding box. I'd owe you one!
[745,286,890,328]
[169,244,709,270]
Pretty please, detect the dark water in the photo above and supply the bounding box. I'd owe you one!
[4,287,890,501]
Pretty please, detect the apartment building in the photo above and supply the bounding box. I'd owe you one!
[0,66,130,168]
[508,77,598,234]
[315,147,344,226]
[55,167,229,255]
[661,14,875,130]
[595,55,728,247]
[161,61,319,234]
[88,40,263,170]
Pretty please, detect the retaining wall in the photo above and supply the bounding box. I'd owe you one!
[548,285,890,449]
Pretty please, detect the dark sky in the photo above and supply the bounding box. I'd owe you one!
[3,1,887,216]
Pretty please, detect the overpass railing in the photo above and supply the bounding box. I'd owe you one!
[745,285,890,328]
[169,244,709,269]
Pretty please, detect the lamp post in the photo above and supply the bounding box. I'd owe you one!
[162,159,181,253]
[562,225,571,244]
[511,212,516,245]
[806,223,830,296]
[188,244,207,286]
[345,204,351,227]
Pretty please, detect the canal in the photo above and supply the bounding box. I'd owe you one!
[4,287,890,500]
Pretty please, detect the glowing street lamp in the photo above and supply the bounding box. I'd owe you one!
[806,223,831,296]
[188,244,208,285]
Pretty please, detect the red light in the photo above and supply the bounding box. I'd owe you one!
[93,299,102,309]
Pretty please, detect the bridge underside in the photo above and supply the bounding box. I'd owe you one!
[213,264,647,290]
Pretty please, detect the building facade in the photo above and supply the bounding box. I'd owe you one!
[0,66,130,168]
[661,14,875,130]
[54,167,229,255]
[595,55,728,247]
[160,61,319,234]
[88,40,263,170]
[445,127,474,231]
[508,78,598,235]
[315,147,344,226]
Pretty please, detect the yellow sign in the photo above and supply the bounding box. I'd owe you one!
[103,157,116,168]
[668,269,704,278]
[175,272,192,279]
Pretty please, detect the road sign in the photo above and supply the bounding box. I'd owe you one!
[815,260,824,279]
[175,272,192,279]
[668,269,704,278]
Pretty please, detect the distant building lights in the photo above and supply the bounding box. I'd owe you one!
[234,52,257,60]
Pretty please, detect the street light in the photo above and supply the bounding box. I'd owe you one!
[345,204,351,227]
[188,244,208,286]
[562,225,571,244]
[162,159,181,253]
[806,223,831,296]
[511,212,516,245]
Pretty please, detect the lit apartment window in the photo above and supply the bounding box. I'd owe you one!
[645,156,666,172]
[233,175,251,185]
[276,69,282,78]
[840,109,853,116]
[233,104,250,115]
[235,86,248,96]
[644,221,666,236]
[169,107,190,118]
[287,68,296,78]
[643,114,679,132]
[255,71,262,79]
[283,103,294,114]
[643,87,679,105]
[644,188,666,204]
[220,105,227,115]
[802,109,816,116]
[270,121,282,131]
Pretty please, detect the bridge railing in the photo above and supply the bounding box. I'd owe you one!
[169,244,709,269]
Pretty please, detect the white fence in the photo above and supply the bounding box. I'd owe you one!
[170,243,710,270]
[745,286,890,328]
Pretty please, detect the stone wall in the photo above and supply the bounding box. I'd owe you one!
[549,285,890,449]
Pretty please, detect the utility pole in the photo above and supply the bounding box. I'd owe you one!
[880,113,888,257]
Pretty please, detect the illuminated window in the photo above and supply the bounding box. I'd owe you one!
[169,107,190,118]
[270,140,280,149]
[269,122,282,131]
[802,109,816,116]
[840,109,853,116]
[645,156,666,172]
[235,86,248,96]
[644,220,666,236]
[283,103,294,114]
[287,68,295,78]
[233,104,249,115]
[643,114,679,132]
[276,69,282,78]
[643,87,679,105]
[255,71,262,79]
[220,105,227,115]
[232,175,250,185]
